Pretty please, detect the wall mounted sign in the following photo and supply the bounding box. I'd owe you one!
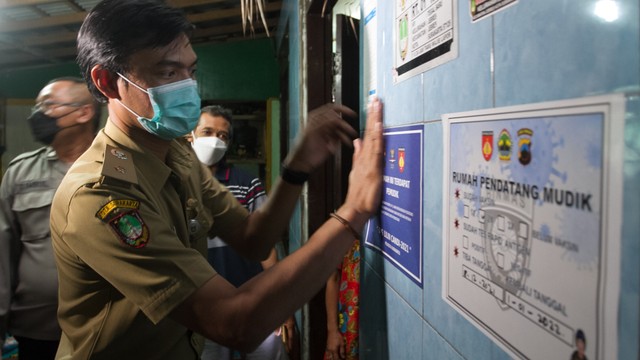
[394,0,458,82]
[470,0,518,22]
[363,0,378,101]
[365,124,424,286]
[442,94,624,360]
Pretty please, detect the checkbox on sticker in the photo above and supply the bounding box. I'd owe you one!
[464,205,469,218]
[519,222,528,239]
[497,215,505,231]
[463,235,469,249]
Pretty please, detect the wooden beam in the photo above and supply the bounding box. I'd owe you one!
[46,45,76,57]
[186,1,281,23]
[167,0,226,8]
[0,30,76,50]
[63,0,85,12]
[0,11,86,33]
[193,17,278,38]
[0,0,53,9]
[2,45,75,62]
[0,2,282,33]
[0,47,75,66]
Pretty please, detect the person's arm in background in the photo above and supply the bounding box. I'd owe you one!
[261,248,298,354]
[250,178,299,353]
[171,99,383,352]
[0,169,18,355]
[222,104,359,261]
[247,177,277,272]
[324,268,344,359]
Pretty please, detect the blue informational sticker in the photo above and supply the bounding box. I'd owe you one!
[364,124,424,286]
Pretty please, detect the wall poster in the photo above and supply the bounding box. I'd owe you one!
[470,0,518,22]
[394,0,457,83]
[442,95,624,360]
[363,0,377,102]
[365,124,424,286]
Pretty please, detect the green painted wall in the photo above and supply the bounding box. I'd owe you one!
[195,38,279,101]
[0,63,83,98]
[0,38,279,101]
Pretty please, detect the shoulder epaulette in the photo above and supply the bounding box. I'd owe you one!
[7,146,49,167]
[101,145,138,185]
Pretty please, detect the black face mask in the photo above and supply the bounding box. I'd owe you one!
[27,108,80,145]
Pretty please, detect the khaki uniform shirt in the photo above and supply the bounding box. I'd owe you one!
[0,147,67,341]
[50,121,249,359]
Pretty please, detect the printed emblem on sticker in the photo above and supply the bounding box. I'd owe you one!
[517,128,533,166]
[497,129,512,161]
[109,211,150,248]
[482,130,493,161]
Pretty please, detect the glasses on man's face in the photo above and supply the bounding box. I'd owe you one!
[32,100,84,113]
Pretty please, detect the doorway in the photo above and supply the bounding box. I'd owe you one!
[305,1,360,359]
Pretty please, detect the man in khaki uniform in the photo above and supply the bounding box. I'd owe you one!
[50,1,384,359]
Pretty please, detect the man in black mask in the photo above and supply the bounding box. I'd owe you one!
[0,77,100,360]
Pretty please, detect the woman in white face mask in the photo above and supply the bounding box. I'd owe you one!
[191,105,295,360]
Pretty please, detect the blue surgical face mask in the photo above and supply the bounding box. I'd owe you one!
[116,73,201,140]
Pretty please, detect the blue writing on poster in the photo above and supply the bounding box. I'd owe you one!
[365,124,424,286]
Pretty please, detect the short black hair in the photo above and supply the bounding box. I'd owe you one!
[77,0,194,103]
[201,105,234,138]
[46,76,103,132]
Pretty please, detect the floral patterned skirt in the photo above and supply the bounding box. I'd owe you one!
[324,240,360,360]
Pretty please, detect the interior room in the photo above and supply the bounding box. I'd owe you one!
[0,0,638,359]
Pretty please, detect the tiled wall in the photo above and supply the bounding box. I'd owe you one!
[278,0,638,358]
[359,0,639,359]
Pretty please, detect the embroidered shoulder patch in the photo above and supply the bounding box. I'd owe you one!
[96,199,150,248]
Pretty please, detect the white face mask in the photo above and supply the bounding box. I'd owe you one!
[191,132,228,166]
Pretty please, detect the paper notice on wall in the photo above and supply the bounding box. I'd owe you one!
[363,0,377,102]
[470,0,518,22]
[394,0,457,83]
[442,95,624,360]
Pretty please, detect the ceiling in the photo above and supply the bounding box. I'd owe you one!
[0,0,282,72]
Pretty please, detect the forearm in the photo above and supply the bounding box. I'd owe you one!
[260,248,278,270]
[237,177,304,260]
[189,206,366,351]
[239,206,366,346]
[325,270,340,332]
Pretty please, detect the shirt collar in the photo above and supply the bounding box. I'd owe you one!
[45,146,58,161]
[102,121,195,189]
[214,162,230,182]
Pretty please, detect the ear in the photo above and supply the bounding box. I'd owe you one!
[91,65,120,100]
[75,104,94,125]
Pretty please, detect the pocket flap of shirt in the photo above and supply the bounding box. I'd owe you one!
[11,189,56,212]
